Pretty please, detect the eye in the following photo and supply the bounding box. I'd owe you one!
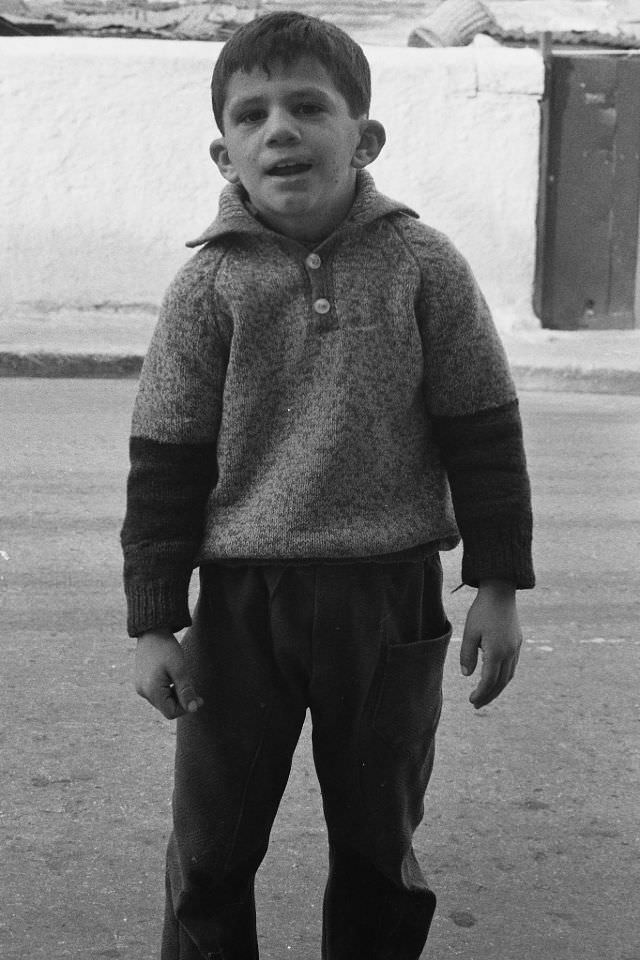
[237,109,266,125]
[295,102,324,117]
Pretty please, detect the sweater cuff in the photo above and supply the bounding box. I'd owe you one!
[125,576,193,638]
[461,525,535,589]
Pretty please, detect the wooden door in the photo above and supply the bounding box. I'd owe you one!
[534,53,640,329]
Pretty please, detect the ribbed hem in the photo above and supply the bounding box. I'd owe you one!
[461,525,535,589]
[125,577,193,638]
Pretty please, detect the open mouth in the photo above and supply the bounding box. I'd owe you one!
[268,161,313,177]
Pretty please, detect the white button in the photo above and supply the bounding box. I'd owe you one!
[313,298,330,314]
[306,253,321,269]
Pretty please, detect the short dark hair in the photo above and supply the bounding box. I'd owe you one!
[211,11,371,131]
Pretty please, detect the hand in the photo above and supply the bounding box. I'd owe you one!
[460,580,523,709]
[135,629,204,720]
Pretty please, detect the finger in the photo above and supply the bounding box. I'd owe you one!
[469,666,498,708]
[505,647,520,685]
[137,678,187,720]
[470,651,503,707]
[470,657,513,709]
[161,684,188,720]
[460,630,480,677]
[148,680,187,720]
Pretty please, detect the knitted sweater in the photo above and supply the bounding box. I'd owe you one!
[121,171,534,637]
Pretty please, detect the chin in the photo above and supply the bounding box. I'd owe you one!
[270,200,316,220]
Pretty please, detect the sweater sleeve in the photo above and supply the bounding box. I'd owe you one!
[120,250,229,636]
[431,400,534,588]
[415,230,534,588]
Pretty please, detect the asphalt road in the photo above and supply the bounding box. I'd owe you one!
[1,380,639,960]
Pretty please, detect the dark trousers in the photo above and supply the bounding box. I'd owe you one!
[161,558,451,960]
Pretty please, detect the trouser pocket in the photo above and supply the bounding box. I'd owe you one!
[372,623,452,753]
[370,554,450,754]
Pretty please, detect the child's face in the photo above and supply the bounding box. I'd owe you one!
[212,56,384,243]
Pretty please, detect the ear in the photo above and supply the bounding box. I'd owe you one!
[351,119,386,169]
[209,137,241,184]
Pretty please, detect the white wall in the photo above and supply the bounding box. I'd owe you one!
[1,37,544,331]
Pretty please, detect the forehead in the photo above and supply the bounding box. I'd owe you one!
[223,56,349,112]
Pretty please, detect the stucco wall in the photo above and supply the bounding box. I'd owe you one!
[1,37,544,331]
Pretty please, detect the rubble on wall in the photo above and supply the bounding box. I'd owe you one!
[0,0,260,38]
[2,0,640,46]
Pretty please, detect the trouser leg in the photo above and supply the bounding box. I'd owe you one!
[160,558,449,960]
[309,559,451,960]
[161,565,309,960]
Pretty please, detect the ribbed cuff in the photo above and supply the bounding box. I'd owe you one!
[461,524,535,589]
[125,577,193,638]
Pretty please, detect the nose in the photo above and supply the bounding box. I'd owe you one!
[264,108,301,145]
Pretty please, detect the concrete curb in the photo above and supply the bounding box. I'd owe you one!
[0,351,143,378]
[509,365,640,396]
[2,351,640,394]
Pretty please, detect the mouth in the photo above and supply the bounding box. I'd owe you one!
[267,160,313,177]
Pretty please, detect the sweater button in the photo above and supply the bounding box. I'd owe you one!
[306,253,321,269]
[313,298,330,314]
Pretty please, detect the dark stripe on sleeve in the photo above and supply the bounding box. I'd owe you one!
[120,437,217,636]
[432,399,535,588]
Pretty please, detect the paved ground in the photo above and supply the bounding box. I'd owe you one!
[1,379,639,959]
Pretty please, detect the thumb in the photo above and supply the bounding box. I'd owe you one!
[171,672,204,714]
[460,622,481,677]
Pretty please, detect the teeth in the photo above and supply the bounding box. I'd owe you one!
[268,160,311,176]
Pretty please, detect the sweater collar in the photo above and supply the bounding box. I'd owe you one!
[185,170,418,249]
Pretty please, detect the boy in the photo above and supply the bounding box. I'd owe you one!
[121,12,534,960]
